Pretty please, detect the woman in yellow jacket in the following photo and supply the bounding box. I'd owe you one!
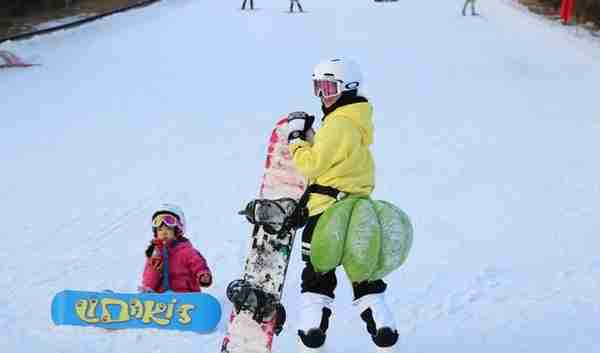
[288,58,399,353]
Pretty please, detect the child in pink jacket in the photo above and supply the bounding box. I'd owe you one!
[141,204,212,293]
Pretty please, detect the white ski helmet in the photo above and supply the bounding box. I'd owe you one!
[152,203,186,234]
[312,58,363,95]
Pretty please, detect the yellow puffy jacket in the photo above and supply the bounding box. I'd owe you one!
[289,102,375,216]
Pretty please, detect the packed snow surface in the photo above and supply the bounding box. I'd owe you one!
[1,0,599,352]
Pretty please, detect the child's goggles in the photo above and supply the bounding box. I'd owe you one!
[152,214,183,229]
[313,79,341,98]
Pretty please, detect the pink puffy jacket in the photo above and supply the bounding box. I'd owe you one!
[142,238,212,293]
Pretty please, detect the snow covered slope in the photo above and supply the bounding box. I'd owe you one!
[1,1,599,352]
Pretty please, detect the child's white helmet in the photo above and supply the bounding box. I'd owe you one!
[152,203,186,233]
[312,58,363,94]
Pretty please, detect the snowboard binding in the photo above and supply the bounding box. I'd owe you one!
[239,198,308,238]
[226,279,287,334]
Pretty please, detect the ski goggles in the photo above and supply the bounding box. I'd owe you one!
[152,213,183,230]
[313,79,341,98]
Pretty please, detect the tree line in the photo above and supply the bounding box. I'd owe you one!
[1,1,72,17]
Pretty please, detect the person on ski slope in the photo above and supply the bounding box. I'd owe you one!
[287,58,399,353]
[462,0,478,16]
[241,0,254,10]
[140,204,213,293]
[290,0,304,13]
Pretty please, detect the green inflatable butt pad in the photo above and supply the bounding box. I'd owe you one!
[370,200,413,280]
[342,198,381,282]
[310,197,413,282]
[309,197,358,273]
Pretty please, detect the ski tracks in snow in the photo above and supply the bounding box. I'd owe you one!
[327,262,600,353]
[394,262,600,337]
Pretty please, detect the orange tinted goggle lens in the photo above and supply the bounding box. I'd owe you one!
[313,79,339,97]
[152,214,181,229]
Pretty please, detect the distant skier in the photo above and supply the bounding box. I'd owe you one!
[290,0,304,13]
[140,204,213,293]
[241,0,254,10]
[287,58,399,353]
[462,0,479,16]
[560,0,575,25]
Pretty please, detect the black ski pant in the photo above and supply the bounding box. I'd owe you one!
[300,213,387,300]
[241,0,254,10]
[290,0,303,12]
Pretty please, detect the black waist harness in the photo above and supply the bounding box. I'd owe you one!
[297,184,345,210]
[286,184,343,231]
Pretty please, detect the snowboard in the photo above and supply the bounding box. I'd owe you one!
[51,289,221,333]
[0,50,37,69]
[220,115,307,353]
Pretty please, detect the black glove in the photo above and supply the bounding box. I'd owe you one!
[287,111,315,143]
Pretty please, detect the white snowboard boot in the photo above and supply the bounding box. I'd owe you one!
[374,345,398,353]
[374,346,398,353]
[354,293,399,353]
[298,343,325,353]
[297,292,333,353]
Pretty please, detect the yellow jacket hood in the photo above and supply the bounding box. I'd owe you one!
[333,102,374,147]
